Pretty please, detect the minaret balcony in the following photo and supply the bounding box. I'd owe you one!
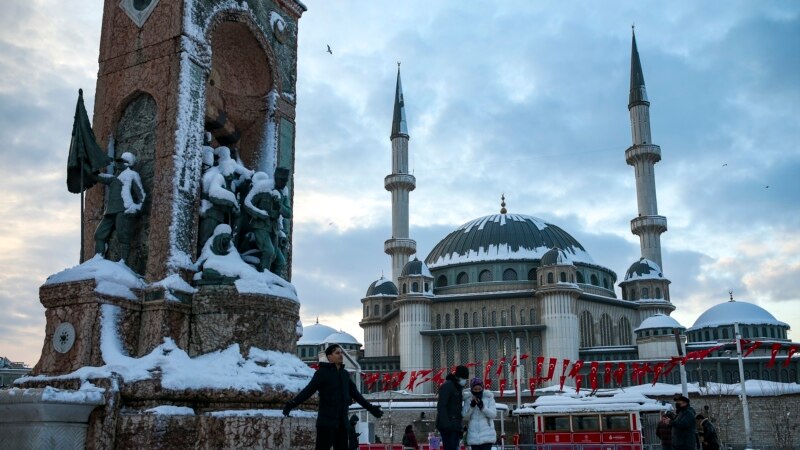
[384,238,417,255]
[631,215,667,235]
[625,144,661,165]
[384,173,416,191]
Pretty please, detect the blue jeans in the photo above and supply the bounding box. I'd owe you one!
[441,430,462,450]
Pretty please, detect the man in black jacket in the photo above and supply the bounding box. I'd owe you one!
[669,395,697,450]
[436,365,470,450]
[283,344,383,450]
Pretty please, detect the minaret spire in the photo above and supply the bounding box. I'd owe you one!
[385,64,417,286]
[625,28,667,269]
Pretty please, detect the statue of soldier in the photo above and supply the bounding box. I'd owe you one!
[92,151,145,263]
[198,170,239,252]
[270,167,292,278]
[242,167,291,276]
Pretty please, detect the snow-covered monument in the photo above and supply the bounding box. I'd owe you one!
[0,1,320,449]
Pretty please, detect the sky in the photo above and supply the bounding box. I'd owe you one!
[0,1,798,367]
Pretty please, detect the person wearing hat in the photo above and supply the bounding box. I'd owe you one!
[668,395,697,450]
[347,414,360,450]
[695,413,720,450]
[656,410,674,449]
[283,344,383,450]
[461,377,497,450]
[436,365,470,450]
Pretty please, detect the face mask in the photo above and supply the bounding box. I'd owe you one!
[458,378,467,387]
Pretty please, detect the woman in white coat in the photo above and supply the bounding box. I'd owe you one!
[462,377,497,450]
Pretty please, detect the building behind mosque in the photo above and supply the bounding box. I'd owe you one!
[300,32,799,391]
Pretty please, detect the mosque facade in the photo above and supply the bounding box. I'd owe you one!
[301,32,799,391]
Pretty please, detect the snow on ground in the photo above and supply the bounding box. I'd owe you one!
[18,305,314,393]
[209,409,317,418]
[44,255,146,300]
[145,405,196,416]
[40,381,104,404]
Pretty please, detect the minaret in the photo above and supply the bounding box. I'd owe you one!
[384,64,417,286]
[626,28,667,269]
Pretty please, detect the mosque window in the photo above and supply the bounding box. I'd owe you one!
[446,338,455,369]
[436,275,447,287]
[491,311,497,326]
[722,328,729,339]
[424,282,429,291]
[457,272,469,284]
[619,317,632,345]
[488,337,498,363]
[761,326,767,338]
[510,306,516,325]
[520,309,526,325]
[704,330,711,341]
[364,306,368,317]
[530,308,536,325]
[479,270,493,282]
[580,311,595,347]
[385,304,390,315]
[770,327,775,338]
[482,307,487,326]
[590,274,599,286]
[436,314,442,329]
[402,283,407,294]
[412,282,419,292]
[459,338,470,364]
[713,329,718,340]
[642,288,649,298]
[655,287,661,298]
[503,268,518,281]
[432,339,441,369]
[528,268,537,281]
[472,311,478,327]
[501,310,507,326]
[373,305,379,316]
[629,289,636,300]
[600,314,613,346]
[576,271,585,283]
[742,327,749,338]
[454,309,460,328]
[603,278,609,289]
[559,272,567,282]
[464,312,468,328]
[300,347,305,357]
[445,314,451,328]
[473,338,484,366]
[547,273,554,284]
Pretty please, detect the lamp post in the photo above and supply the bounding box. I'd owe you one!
[673,328,688,397]
[734,322,753,448]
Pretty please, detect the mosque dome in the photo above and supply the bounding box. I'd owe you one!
[425,214,594,269]
[623,258,664,282]
[689,300,789,331]
[365,277,398,297]
[540,247,574,266]
[298,323,337,345]
[634,313,684,332]
[323,331,361,346]
[401,258,432,277]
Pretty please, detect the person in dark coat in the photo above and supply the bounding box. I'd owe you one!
[283,344,383,450]
[348,415,360,450]
[695,414,720,450]
[436,365,470,450]
[669,395,697,450]
[656,411,674,449]
[402,424,419,449]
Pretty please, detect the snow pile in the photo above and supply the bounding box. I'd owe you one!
[700,380,800,396]
[634,314,685,332]
[145,405,196,416]
[19,305,314,393]
[45,255,146,300]
[118,168,145,213]
[429,243,594,269]
[41,381,104,404]
[624,258,663,281]
[152,274,198,301]
[209,409,316,418]
[689,300,789,330]
[516,391,665,414]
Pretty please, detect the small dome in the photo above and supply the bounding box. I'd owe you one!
[298,323,337,345]
[365,277,398,297]
[624,258,663,281]
[401,258,433,277]
[689,300,789,331]
[540,247,574,266]
[323,331,361,346]
[634,313,685,332]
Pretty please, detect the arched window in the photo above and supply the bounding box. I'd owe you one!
[603,278,609,289]
[600,314,614,346]
[491,311,497,326]
[629,288,636,300]
[432,339,441,369]
[463,312,469,328]
[501,310,507,326]
[457,272,469,284]
[412,281,419,292]
[474,338,484,366]
[547,273,554,283]
[642,288,649,299]
[580,311,595,347]
[559,271,567,282]
[472,311,478,327]
[520,309,526,325]
[373,305,379,316]
[576,272,585,283]
[722,328,729,339]
[619,317,632,345]
[479,270,493,282]
[424,282,429,292]
[482,307,487,326]
[445,313,451,328]
[590,274,599,286]
[459,338,469,364]
[510,306,516,325]
[436,275,448,287]
[446,338,455,369]
[364,305,368,317]
[528,268,537,281]
[384,304,390,314]
[655,287,662,298]
[436,314,441,329]
[529,308,536,325]
[488,337,498,363]
[402,283,407,294]
[503,268,518,281]
[454,309,460,328]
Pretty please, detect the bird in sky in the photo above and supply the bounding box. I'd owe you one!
[722,163,728,166]
[326,44,333,55]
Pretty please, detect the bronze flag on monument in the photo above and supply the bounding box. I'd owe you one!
[66,88,112,194]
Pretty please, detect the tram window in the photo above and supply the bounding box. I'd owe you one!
[544,416,571,431]
[573,415,600,431]
[604,414,630,431]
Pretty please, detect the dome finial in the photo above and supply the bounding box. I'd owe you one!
[729,290,735,302]
[316,316,319,324]
[500,194,507,214]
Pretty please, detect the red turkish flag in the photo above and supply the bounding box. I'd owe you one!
[784,346,798,367]
[484,378,493,389]
[559,375,567,391]
[497,357,507,376]
[663,358,681,376]
[499,379,507,397]
[393,371,407,390]
[484,359,494,381]
[382,372,394,392]
[589,362,599,391]
[767,343,782,368]
[365,373,380,391]
[535,356,545,380]
[631,363,641,384]
[310,363,319,370]
[529,377,537,395]
[614,362,626,385]
[414,369,433,388]
[546,358,557,381]
[510,355,518,375]
[652,362,666,386]
[406,371,418,391]
[604,362,613,385]
[575,374,583,393]
[432,368,448,386]
[561,359,571,377]
[568,360,584,378]
[513,379,518,397]
[743,340,763,358]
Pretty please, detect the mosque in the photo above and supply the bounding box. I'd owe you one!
[298,32,799,391]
